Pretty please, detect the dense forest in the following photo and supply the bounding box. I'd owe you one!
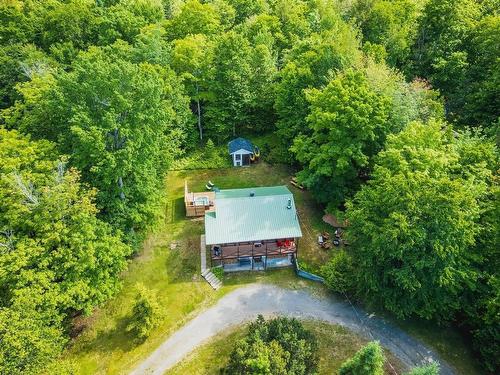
[0,0,498,373]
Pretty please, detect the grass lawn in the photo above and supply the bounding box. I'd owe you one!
[167,320,405,375]
[66,161,483,375]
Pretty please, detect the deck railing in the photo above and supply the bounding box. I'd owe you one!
[211,241,296,260]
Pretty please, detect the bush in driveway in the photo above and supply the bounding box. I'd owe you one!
[224,315,318,375]
[126,284,160,341]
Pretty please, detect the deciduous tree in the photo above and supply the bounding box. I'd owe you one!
[292,70,390,210]
[346,120,490,319]
[339,341,385,375]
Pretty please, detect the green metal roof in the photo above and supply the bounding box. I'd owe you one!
[216,186,291,199]
[205,186,302,245]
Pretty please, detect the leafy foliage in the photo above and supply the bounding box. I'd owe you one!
[355,0,423,67]
[170,139,232,170]
[126,283,161,341]
[0,128,130,373]
[321,250,354,294]
[346,121,493,320]
[5,43,192,235]
[292,70,391,210]
[225,315,318,375]
[406,362,440,375]
[338,341,385,375]
[0,0,498,372]
[410,0,498,128]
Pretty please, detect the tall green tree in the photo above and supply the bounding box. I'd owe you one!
[409,0,500,128]
[0,43,55,109]
[346,120,491,319]
[164,0,221,41]
[460,15,500,129]
[205,31,253,138]
[275,28,362,152]
[356,0,424,67]
[5,43,192,234]
[0,128,130,314]
[0,128,130,373]
[291,70,390,210]
[126,283,161,342]
[205,30,276,138]
[0,295,65,375]
[171,34,214,140]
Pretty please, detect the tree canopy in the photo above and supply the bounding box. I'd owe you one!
[225,315,318,375]
[0,0,498,372]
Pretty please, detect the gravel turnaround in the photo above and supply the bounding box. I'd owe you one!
[129,284,455,375]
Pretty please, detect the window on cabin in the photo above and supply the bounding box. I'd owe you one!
[235,154,241,160]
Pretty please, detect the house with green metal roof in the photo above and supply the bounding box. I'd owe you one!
[205,186,302,272]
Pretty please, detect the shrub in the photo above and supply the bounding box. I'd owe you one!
[406,362,439,375]
[224,315,318,375]
[339,341,385,375]
[321,250,355,294]
[170,140,231,170]
[211,266,224,281]
[126,284,161,342]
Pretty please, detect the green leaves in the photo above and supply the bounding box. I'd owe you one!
[0,128,130,373]
[126,283,161,341]
[346,120,495,320]
[291,70,390,210]
[205,30,276,138]
[7,43,192,234]
[225,316,318,375]
[339,341,385,375]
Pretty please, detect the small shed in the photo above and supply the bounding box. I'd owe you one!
[228,137,254,167]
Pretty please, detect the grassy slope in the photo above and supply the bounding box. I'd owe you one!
[168,320,405,375]
[67,162,482,375]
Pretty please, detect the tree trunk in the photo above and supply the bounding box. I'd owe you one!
[196,84,203,140]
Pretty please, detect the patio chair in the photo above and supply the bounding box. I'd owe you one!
[317,235,324,245]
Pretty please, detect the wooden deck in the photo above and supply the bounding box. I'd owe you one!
[211,240,297,261]
[185,181,215,217]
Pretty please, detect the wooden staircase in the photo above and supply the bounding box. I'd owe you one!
[201,269,222,290]
[200,234,222,290]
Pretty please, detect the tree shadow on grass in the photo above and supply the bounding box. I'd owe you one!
[76,314,138,355]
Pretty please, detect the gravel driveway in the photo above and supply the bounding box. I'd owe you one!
[129,284,455,375]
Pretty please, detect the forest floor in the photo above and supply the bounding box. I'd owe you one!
[66,162,483,375]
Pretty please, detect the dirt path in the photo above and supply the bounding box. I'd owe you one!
[129,284,455,375]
